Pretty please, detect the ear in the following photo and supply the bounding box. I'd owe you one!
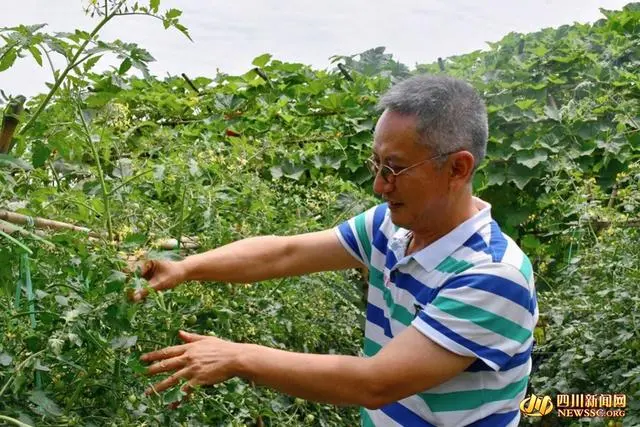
[448,151,475,189]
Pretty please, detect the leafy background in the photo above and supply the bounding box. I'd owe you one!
[0,1,638,426]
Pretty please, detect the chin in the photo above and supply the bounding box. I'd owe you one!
[389,210,411,229]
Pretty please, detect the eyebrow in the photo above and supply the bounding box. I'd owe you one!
[373,152,405,163]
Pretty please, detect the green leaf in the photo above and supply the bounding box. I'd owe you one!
[516,149,548,169]
[252,53,272,68]
[532,45,548,56]
[83,54,102,72]
[113,158,133,178]
[174,22,192,41]
[515,99,536,110]
[547,75,567,84]
[544,104,560,121]
[28,46,43,66]
[0,352,12,366]
[118,57,132,74]
[0,154,33,171]
[45,38,68,58]
[163,387,184,405]
[521,234,541,251]
[486,168,506,186]
[0,48,17,72]
[32,143,51,168]
[150,0,160,12]
[165,8,182,19]
[507,163,542,190]
[127,354,147,374]
[29,391,62,417]
[110,335,138,349]
[153,164,165,180]
[270,166,283,179]
[107,270,127,284]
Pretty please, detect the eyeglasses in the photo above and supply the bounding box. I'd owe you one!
[366,151,456,184]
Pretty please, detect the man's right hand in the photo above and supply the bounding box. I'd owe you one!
[130,259,186,302]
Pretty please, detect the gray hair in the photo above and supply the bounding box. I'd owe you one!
[377,75,488,171]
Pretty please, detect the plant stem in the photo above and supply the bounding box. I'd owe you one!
[176,186,187,249]
[0,415,33,427]
[42,48,58,82]
[0,350,45,398]
[47,158,62,191]
[108,168,153,195]
[42,196,101,217]
[17,0,128,136]
[0,229,32,254]
[77,104,113,241]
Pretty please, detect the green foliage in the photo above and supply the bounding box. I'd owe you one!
[0,234,365,425]
[1,1,639,425]
[417,2,640,262]
[524,163,640,426]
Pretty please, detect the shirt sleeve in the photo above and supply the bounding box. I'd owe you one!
[333,203,388,268]
[411,262,537,371]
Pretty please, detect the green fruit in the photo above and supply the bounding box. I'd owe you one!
[184,314,197,325]
[305,414,315,423]
[295,397,305,406]
[128,394,137,404]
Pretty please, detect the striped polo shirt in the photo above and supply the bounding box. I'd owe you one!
[335,197,537,427]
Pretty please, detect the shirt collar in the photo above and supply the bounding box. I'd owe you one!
[408,197,493,272]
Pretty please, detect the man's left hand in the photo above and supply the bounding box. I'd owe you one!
[141,330,241,401]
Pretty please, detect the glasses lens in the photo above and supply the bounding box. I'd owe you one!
[380,166,391,182]
[367,158,394,183]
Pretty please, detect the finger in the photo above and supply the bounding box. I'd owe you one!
[145,367,191,395]
[146,356,186,376]
[178,330,207,343]
[141,344,188,363]
[130,287,149,303]
[129,260,159,302]
[141,260,157,280]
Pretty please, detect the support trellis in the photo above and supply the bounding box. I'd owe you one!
[11,216,42,390]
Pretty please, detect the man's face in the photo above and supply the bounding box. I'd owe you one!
[371,110,451,229]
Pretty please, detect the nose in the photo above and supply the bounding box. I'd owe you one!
[373,172,393,196]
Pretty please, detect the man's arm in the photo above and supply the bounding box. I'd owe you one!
[235,325,475,408]
[142,326,475,409]
[179,229,362,283]
[132,230,362,301]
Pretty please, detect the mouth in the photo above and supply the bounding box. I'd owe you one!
[387,201,404,210]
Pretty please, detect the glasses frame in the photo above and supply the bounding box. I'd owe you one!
[366,151,457,184]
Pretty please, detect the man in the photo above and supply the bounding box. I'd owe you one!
[132,75,538,426]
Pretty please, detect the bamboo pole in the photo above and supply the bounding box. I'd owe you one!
[0,209,201,249]
[0,221,47,237]
[0,210,98,236]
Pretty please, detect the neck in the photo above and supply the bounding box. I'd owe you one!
[408,192,478,254]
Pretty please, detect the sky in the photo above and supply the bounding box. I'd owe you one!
[0,0,633,98]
